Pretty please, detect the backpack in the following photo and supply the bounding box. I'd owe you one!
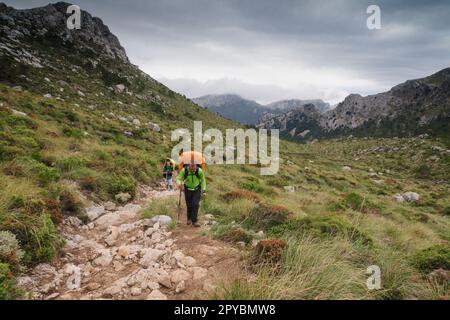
[184,164,200,179]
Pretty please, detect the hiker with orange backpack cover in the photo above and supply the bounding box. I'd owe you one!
[176,153,206,227]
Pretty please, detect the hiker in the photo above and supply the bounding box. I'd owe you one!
[163,159,174,191]
[177,162,206,227]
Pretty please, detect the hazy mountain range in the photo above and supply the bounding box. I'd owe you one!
[192,94,330,125]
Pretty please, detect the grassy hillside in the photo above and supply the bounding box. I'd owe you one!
[200,137,450,299]
[0,45,238,298]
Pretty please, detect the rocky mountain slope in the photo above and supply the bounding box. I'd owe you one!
[266,99,330,113]
[257,69,450,141]
[193,94,264,125]
[0,2,128,64]
[193,94,329,125]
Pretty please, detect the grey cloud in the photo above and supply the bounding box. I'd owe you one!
[3,0,450,103]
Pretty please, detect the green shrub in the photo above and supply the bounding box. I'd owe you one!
[64,110,79,123]
[56,156,87,172]
[267,178,285,188]
[94,150,111,161]
[0,263,20,300]
[411,245,450,273]
[268,215,373,246]
[2,213,63,266]
[37,166,60,187]
[442,207,450,216]
[414,164,432,179]
[0,231,24,272]
[336,192,381,214]
[5,115,37,129]
[102,175,137,197]
[221,190,261,203]
[79,175,98,192]
[62,127,83,139]
[15,159,61,187]
[248,203,293,229]
[216,226,253,244]
[242,181,264,193]
[59,190,83,216]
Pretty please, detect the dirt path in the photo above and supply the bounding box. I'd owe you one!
[16,184,242,300]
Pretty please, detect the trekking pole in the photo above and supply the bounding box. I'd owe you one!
[177,184,182,224]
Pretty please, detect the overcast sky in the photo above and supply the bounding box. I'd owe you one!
[5,0,450,104]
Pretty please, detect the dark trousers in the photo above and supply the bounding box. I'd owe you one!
[184,187,201,223]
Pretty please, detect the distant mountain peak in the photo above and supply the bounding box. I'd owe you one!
[192,94,330,125]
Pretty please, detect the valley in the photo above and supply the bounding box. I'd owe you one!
[0,2,448,300]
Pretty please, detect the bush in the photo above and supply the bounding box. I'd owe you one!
[56,156,87,172]
[253,239,286,264]
[411,245,450,273]
[267,178,286,188]
[248,204,293,229]
[37,166,60,187]
[59,190,83,216]
[242,181,264,193]
[442,207,450,216]
[5,115,37,130]
[0,231,24,272]
[3,159,59,187]
[79,175,98,192]
[2,213,63,266]
[337,192,381,214]
[221,190,261,203]
[62,127,83,139]
[0,263,20,300]
[102,175,137,198]
[215,225,253,244]
[44,198,63,224]
[414,164,432,179]
[268,215,373,246]
[2,160,26,177]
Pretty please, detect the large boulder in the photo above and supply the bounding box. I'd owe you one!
[95,212,122,228]
[93,250,113,267]
[393,194,405,203]
[170,269,191,284]
[139,248,165,268]
[115,84,126,93]
[149,215,173,226]
[147,122,161,132]
[85,205,106,221]
[403,192,420,202]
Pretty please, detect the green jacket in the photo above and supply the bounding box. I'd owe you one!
[177,167,206,192]
[163,165,174,177]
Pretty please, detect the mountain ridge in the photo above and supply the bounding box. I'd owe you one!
[257,68,450,141]
[192,94,330,125]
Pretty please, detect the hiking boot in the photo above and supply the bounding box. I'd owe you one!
[192,222,201,227]
[187,220,192,225]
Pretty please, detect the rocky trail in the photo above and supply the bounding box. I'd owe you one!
[16,184,242,300]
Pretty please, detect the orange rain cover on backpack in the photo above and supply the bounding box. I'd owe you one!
[178,151,206,172]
